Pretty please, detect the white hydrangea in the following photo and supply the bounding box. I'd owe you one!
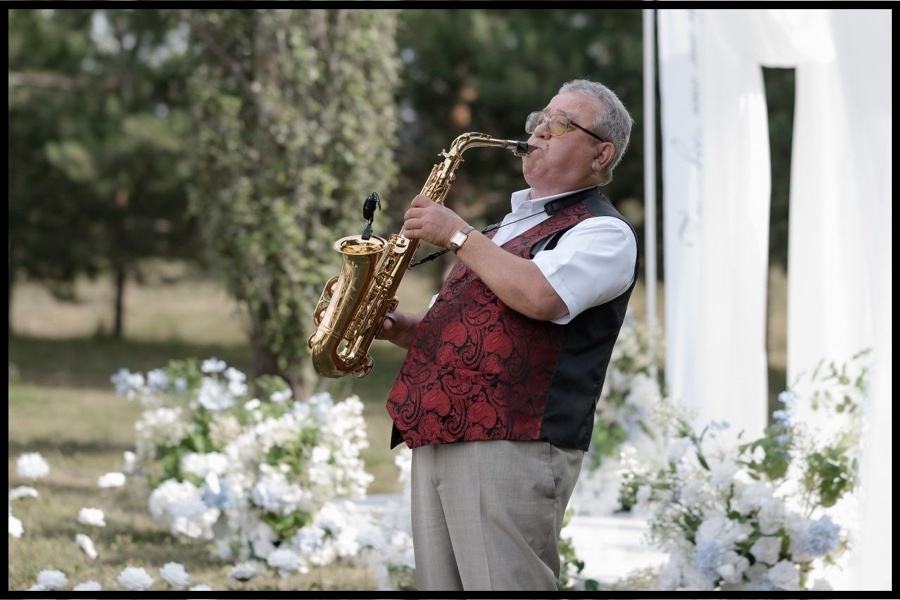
[159,561,190,589]
[77,507,106,527]
[16,452,50,480]
[117,566,154,591]
[36,569,68,590]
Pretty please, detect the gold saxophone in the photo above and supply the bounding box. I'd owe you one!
[308,132,532,378]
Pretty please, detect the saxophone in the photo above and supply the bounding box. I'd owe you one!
[308,132,532,378]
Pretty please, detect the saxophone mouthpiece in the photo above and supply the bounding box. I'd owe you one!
[510,141,534,157]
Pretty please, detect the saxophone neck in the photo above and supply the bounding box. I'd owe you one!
[446,132,533,157]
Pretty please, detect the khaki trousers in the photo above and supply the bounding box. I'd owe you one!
[410,440,584,591]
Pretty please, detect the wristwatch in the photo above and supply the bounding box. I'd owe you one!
[449,225,476,254]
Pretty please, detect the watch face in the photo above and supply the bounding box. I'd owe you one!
[450,230,467,252]
[450,226,475,252]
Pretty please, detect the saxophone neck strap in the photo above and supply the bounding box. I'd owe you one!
[544,191,588,216]
[410,190,590,267]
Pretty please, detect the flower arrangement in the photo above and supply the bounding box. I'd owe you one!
[616,351,869,591]
[110,357,374,571]
[588,313,663,471]
[569,314,665,516]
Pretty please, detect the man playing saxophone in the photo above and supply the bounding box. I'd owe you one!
[378,78,638,591]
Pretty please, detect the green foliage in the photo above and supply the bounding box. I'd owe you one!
[8,9,199,333]
[590,420,628,463]
[556,508,598,591]
[184,9,402,396]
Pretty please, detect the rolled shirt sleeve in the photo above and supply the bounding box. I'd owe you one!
[532,216,637,325]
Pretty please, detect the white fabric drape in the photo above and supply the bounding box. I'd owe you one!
[657,8,891,590]
[789,10,891,592]
[658,9,775,439]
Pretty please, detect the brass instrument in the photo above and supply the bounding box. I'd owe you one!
[309,132,532,378]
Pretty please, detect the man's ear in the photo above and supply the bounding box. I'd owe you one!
[594,142,614,172]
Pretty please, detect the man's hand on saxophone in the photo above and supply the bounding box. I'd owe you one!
[376,310,423,350]
[401,194,469,250]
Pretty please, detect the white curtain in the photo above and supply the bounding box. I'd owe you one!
[657,8,891,590]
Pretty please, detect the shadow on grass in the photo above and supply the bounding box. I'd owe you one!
[8,437,137,457]
[9,333,255,390]
[8,333,406,408]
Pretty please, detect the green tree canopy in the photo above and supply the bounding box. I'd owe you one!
[8,8,197,336]
[183,9,402,398]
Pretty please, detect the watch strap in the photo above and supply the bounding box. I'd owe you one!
[449,225,476,253]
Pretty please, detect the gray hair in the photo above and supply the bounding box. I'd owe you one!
[559,79,633,185]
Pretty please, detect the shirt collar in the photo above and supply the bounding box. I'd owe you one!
[510,186,597,215]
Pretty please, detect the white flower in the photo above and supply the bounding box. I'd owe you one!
[224,366,248,396]
[267,547,302,577]
[160,561,190,589]
[229,561,262,581]
[696,512,750,546]
[77,507,106,527]
[73,580,103,591]
[16,452,50,480]
[110,368,145,399]
[180,451,229,479]
[766,559,800,591]
[197,377,235,411]
[117,566,154,591]
[134,406,191,460]
[666,437,691,461]
[123,450,139,474]
[680,477,706,506]
[75,533,99,559]
[270,388,293,403]
[709,459,739,487]
[8,486,39,501]
[811,577,834,591]
[749,535,781,565]
[731,480,772,514]
[190,584,213,591]
[200,357,226,373]
[9,512,24,538]
[715,550,749,584]
[98,471,127,488]
[756,496,786,535]
[36,569,68,590]
[148,479,218,540]
[146,368,169,391]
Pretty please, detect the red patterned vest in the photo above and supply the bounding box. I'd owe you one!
[386,188,637,450]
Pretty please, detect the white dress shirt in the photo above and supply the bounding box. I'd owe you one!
[490,187,637,325]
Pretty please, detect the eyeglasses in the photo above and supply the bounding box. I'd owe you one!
[525,111,608,144]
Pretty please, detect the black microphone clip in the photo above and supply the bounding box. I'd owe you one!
[361,192,380,240]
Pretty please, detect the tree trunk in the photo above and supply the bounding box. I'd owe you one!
[8,264,14,335]
[113,265,125,339]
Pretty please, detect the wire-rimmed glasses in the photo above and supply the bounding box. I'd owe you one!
[525,111,608,144]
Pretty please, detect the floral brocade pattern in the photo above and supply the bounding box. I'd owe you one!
[387,202,594,448]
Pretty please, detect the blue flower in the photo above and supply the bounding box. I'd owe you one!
[202,474,233,510]
[692,539,727,581]
[793,514,840,558]
[777,390,797,414]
